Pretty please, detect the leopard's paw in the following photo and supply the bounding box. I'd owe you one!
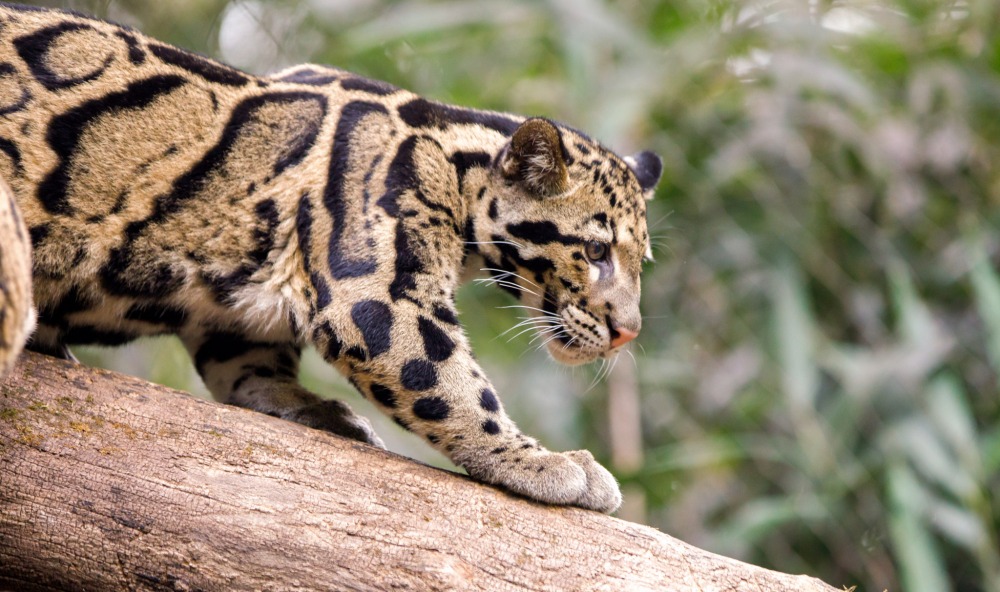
[562,449,622,513]
[286,400,386,449]
[463,448,621,513]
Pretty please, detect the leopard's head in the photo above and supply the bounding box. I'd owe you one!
[477,118,661,365]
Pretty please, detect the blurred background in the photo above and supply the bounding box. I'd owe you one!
[29,0,1000,589]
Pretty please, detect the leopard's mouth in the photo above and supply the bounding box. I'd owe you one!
[539,304,613,366]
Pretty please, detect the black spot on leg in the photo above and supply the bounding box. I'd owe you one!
[479,388,499,412]
[369,383,397,408]
[401,359,437,391]
[413,396,450,421]
[482,420,500,435]
[351,300,393,357]
[433,304,459,326]
[417,317,454,362]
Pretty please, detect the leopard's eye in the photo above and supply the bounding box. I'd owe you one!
[585,241,608,262]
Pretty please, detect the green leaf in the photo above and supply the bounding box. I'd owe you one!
[887,462,952,592]
[773,261,818,410]
[971,254,1000,370]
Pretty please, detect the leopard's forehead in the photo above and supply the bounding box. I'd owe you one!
[561,135,651,268]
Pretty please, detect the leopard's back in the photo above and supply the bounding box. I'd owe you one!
[0,3,345,346]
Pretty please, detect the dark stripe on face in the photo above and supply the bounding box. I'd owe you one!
[490,235,554,281]
[506,221,582,246]
[398,97,520,135]
[149,43,249,86]
[14,22,113,90]
[40,74,186,215]
[325,100,386,278]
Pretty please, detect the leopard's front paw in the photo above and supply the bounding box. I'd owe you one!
[286,400,386,449]
[464,448,621,513]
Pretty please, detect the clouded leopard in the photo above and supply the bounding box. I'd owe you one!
[0,2,661,512]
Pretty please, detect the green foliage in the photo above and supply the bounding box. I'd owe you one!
[39,0,1000,589]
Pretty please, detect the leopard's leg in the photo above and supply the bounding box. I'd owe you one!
[182,330,384,448]
[315,300,621,513]
[25,322,77,361]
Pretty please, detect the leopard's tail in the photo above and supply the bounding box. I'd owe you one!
[0,176,33,377]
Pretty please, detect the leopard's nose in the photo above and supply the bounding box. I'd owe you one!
[608,325,639,349]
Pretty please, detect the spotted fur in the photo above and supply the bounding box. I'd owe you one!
[0,3,661,512]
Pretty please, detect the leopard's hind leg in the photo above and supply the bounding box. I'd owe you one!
[182,330,385,448]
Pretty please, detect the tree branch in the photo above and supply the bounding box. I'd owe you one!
[0,352,840,592]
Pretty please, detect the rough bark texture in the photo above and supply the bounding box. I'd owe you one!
[0,352,841,592]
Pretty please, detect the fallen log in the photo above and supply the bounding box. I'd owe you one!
[0,351,840,591]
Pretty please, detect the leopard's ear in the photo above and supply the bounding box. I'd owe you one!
[500,118,569,196]
[624,151,662,199]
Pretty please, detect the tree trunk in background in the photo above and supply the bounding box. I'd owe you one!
[0,352,840,592]
[607,353,646,524]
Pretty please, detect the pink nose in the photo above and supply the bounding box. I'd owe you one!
[609,327,639,349]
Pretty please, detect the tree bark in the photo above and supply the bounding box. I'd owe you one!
[0,352,840,592]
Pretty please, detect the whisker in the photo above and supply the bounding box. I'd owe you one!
[535,331,569,351]
[479,268,543,291]
[528,325,565,345]
[585,359,608,393]
[511,323,562,343]
[474,277,540,298]
[465,239,525,249]
[498,317,560,338]
[498,305,560,318]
